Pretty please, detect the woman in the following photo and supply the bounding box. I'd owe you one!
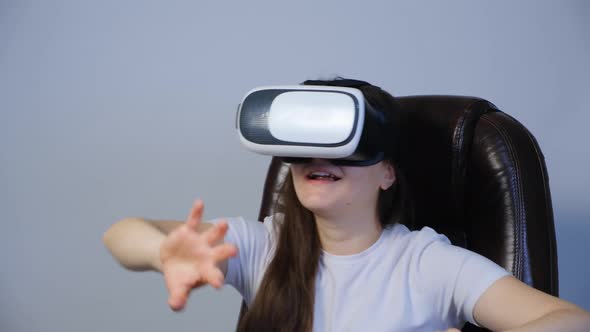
[103,79,590,332]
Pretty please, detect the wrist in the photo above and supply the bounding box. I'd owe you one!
[151,238,166,272]
[152,251,163,272]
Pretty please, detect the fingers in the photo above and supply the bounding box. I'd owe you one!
[204,243,237,289]
[204,267,225,289]
[186,199,204,231]
[211,243,238,261]
[203,220,229,245]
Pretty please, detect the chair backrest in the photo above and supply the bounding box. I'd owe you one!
[239,95,559,332]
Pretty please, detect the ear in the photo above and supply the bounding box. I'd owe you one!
[380,162,396,190]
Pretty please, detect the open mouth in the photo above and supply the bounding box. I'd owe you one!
[306,171,341,182]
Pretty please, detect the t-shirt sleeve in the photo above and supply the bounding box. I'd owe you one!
[414,227,511,327]
[210,216,272,305]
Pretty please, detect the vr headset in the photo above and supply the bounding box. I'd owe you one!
[236,85,389,166]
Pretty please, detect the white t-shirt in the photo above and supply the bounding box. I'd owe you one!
[217,216,510,332]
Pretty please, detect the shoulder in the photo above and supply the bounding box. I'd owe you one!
[382,223,452,254]
[398,225,472,268]
[209,216,274,246]
[395,224,511,307]
[371,224,457,277]
[382,224,492,279]
[215,216,276,304]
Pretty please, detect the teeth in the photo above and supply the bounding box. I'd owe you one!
[307,171,340,181]
[312,172,331,177]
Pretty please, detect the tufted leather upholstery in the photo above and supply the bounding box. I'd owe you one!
[236,96,558,332]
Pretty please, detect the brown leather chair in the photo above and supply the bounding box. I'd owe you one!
[237,96,558,332]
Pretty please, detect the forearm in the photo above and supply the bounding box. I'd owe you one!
[103,217,166,272]
[503,308,590,332]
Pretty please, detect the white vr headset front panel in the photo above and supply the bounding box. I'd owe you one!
[237,85,366,158]
[268,91,356,144]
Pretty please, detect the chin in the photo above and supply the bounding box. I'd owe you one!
[298,195,349,217]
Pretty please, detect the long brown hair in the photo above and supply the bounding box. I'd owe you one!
[238,78,412,332]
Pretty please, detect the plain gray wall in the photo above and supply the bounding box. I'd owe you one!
[1,1,588,331]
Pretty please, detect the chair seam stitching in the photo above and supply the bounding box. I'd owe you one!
[480,116,526,280]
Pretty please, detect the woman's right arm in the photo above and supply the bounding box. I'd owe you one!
[102,200,237,311]
[102,217,213,272]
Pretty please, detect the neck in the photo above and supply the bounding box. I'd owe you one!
[314,210,382,255]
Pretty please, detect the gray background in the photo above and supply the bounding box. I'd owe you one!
[1,1,588,331]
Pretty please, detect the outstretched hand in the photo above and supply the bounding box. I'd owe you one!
[159,200,237,311]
